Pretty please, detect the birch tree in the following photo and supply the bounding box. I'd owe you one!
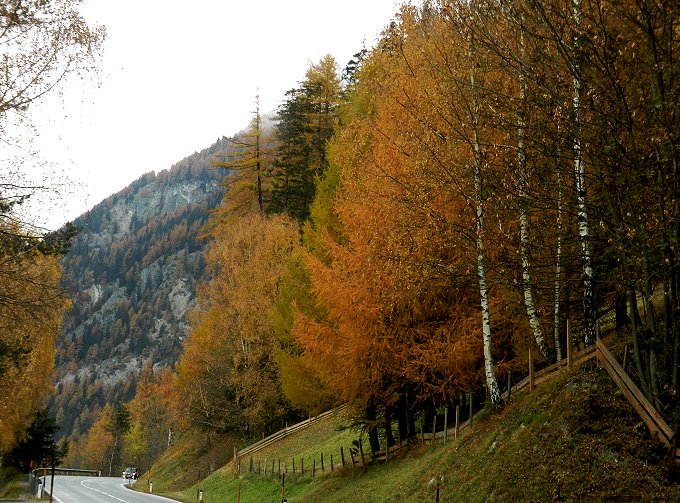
[570,0,596,345]
[468,23,503,406]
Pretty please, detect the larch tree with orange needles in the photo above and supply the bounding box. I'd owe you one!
[177,213,301,438]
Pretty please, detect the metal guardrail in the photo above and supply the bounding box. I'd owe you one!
[29,467,101,496]
[31,467,100,478]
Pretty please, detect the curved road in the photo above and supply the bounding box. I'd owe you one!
[42,475,180,503]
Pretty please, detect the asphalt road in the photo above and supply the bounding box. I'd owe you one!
[41,475,179,503]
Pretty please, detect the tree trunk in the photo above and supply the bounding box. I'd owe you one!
[627,274,652,400]
[108,436,118,477]
[572,0,596,345]
[384,406,395,448]
[470,30,502,406]
[396,394,409,443]
[365,404,380,454]
[553,170,564,361]
[517,45,551,361]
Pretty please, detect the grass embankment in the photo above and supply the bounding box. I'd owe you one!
[143,362,680,502]
[0,472,35,500]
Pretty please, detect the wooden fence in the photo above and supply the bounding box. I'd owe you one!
[240,442,371,477]
[595,339,677,456]
[236,405,347,465]
[237,334,678,477]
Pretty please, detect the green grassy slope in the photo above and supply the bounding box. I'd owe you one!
[143,362,680,502]
[0,473,33,500]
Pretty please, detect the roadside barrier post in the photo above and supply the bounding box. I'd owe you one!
[428,475,445,503]
[281,472,285,502]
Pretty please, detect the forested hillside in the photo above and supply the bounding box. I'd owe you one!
[0,0,104,467]
[51,138,230,438]
[58,0,680,494]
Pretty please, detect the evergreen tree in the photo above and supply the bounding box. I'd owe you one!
[268,55,343,221]
[6,409,68,471]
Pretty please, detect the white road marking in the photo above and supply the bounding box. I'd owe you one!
[49,476,180,503]
[81,479,130,502]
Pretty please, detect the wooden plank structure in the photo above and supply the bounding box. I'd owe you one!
[237,331,680,474]
[595,340,677,459]
[236,405,347,465]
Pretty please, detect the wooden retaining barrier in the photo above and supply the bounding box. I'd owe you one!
[238,335,678,474]
[595,339,676,457]
[236,405,347,466]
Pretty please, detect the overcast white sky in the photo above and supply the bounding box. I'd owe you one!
[15,0,402,230]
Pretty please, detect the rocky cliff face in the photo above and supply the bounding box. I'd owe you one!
[51,138,230,436]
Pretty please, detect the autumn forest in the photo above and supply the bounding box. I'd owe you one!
[1,0,679,481]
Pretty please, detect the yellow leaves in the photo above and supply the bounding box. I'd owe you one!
[176,212,301,433]
[0,249,68,452]
[75,404,115,470]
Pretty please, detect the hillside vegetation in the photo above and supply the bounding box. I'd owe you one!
[142,361,679,502]
[39,0,680,492]
[4,0,680,491]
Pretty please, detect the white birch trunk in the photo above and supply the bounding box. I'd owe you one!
[470,34,502,406]
[553,170,564,361]
[572,0,596,344]
[517,30,551,361]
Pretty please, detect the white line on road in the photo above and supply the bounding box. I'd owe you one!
[81,480,129,502]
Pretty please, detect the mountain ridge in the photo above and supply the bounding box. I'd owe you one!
[51,136,231,438]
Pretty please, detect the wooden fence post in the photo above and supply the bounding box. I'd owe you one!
[340,447,345,466]
[321,453,324,472]
[508,370,512,399]
[567,319,572,368]
[469,392,473,426]
[455,405,460,440]
[529,345,535,393]
[280,473,286,503]
[444,407,448,443]
[331,453,334,471]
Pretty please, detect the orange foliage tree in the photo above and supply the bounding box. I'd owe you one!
[176,213,301,438]
[289,4,523,451]
[0,237,70,453]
